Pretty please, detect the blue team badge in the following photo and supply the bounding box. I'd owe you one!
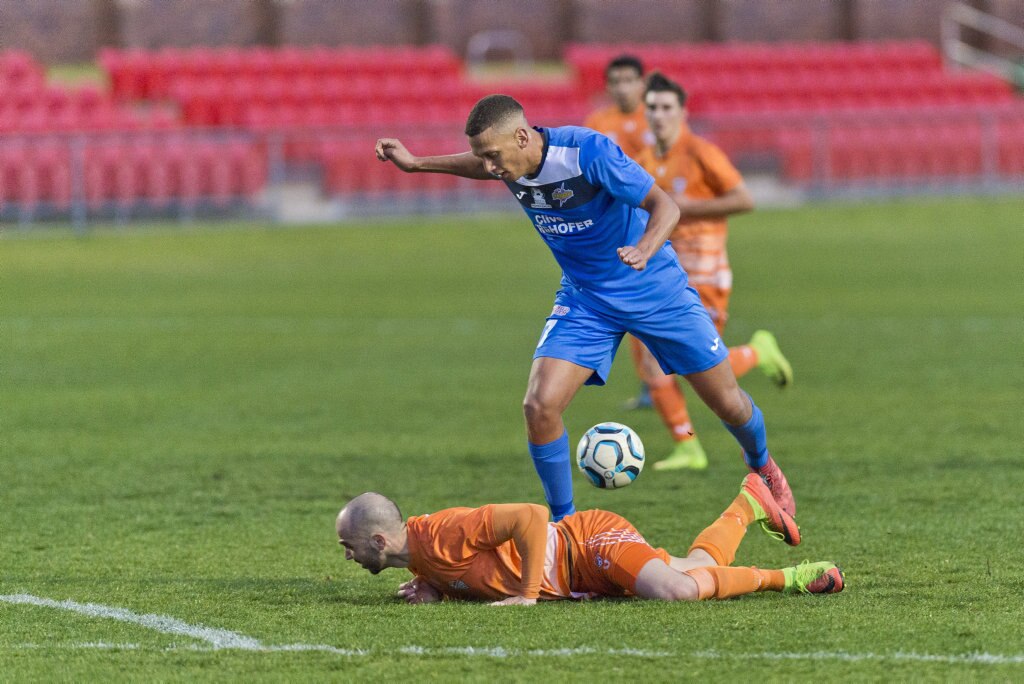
[530,188,551,209]
[551,183,575,207]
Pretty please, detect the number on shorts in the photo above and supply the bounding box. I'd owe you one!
[537,319,557,349]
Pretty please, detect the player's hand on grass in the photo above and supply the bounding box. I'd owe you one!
[396,577,441,605]
[375,138,419,172]
[489,596,537,607]
[617,246,648,271]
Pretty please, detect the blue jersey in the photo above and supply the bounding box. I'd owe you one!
[504,126,688,315]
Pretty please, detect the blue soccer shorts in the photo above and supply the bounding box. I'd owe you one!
[533,286,729,386]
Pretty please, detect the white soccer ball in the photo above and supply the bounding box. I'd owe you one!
[576,422,645,489]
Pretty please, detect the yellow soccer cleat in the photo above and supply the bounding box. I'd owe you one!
[652,437,708,471]
[749,330,793,388]
[784,561,846,594]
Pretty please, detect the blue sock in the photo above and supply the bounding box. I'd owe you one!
[528,430,576,521]
[722,394,769,469]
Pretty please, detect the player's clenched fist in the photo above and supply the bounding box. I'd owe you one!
[375,138,418,172]
[617,246,648,271]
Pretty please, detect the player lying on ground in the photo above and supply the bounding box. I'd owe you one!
[375,94,796,522]
[335,475,843,606]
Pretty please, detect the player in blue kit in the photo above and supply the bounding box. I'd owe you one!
[374,95,795,521]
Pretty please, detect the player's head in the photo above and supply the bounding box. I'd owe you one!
[336,492,405,574]
[644,71,688,145]
[604,54,645,112]
[465,94,539,181]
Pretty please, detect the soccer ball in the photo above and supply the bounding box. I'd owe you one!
[576,422,645,489]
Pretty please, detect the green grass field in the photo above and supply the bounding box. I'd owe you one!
[2,196,1022,681]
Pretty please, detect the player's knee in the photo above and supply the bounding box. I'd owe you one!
[522,393,558,427]
[644,576,697,602]
[635,560,700,602]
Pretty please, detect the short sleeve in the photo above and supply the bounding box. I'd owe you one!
[697,139,742,195]
[581,132,655,207]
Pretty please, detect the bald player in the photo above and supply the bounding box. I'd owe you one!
[335,476,843,605]
[375,94,797,523]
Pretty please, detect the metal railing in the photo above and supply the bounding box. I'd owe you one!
[941,2,1024,83]
[1,106,1022,228]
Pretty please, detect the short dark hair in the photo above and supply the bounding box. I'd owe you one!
[606,54,644,79]
[645,71,687,106]
[464,94,524,137]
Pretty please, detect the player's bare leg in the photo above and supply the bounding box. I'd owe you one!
[683,358,749,423]
[634,559,701,600]
[635,557,842,600]
[684,359,796,516]
[523,356,593,444]
[522,356,594,520]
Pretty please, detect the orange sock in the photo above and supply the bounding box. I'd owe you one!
[729,344,759,379]
[684,566,781,599]
[687,494,754,565]
[758,568,786,592]
[648,379,693,442]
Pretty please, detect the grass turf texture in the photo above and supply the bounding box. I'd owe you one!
[2,196,1022,680]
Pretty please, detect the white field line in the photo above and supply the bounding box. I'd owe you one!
[2,594,1024,665]
[0,594,262,650]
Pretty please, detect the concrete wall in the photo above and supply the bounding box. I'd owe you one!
[1,0,1020,64]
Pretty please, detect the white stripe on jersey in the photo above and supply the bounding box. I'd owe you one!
[514,146,582,187]
[583,528,649,549]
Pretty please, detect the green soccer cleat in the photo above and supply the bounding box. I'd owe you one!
[739,473,800,546]
[783,561,845,594]
[652,437,708,471]
[749,330,793,388]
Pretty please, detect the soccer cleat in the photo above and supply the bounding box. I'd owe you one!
[749,330,793,388]
[783,561,845,594]
[652,437,708,471]
[752,454,796,518]
[740,473,800,546]
[622,382,653,410]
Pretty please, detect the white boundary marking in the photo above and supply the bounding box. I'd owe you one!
[3,593,1024,665]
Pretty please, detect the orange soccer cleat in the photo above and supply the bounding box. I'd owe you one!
[751,454,796,518]
[740,473,801,546]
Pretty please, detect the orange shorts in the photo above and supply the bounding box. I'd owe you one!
[557,510,671,596]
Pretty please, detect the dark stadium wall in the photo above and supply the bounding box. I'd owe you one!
[0,0,100,63]
[1,0,1021,64]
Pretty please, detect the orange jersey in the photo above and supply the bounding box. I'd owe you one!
[406,505,669,601]
[634,125,743,294]
[583,105,653,159]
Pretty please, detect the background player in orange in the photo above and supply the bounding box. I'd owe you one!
[335,478,843,606]
[583,54,653,160]
[584,54,657,409]
[634,72,794,471]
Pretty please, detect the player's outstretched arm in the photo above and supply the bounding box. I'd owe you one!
[618,184,681,271]
[374,138,495,180]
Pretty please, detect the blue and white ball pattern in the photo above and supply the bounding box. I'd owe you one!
[576,422,645,489]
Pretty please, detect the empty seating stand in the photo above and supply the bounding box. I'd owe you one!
[2,40,1021,222]
[568,41,1022,187]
